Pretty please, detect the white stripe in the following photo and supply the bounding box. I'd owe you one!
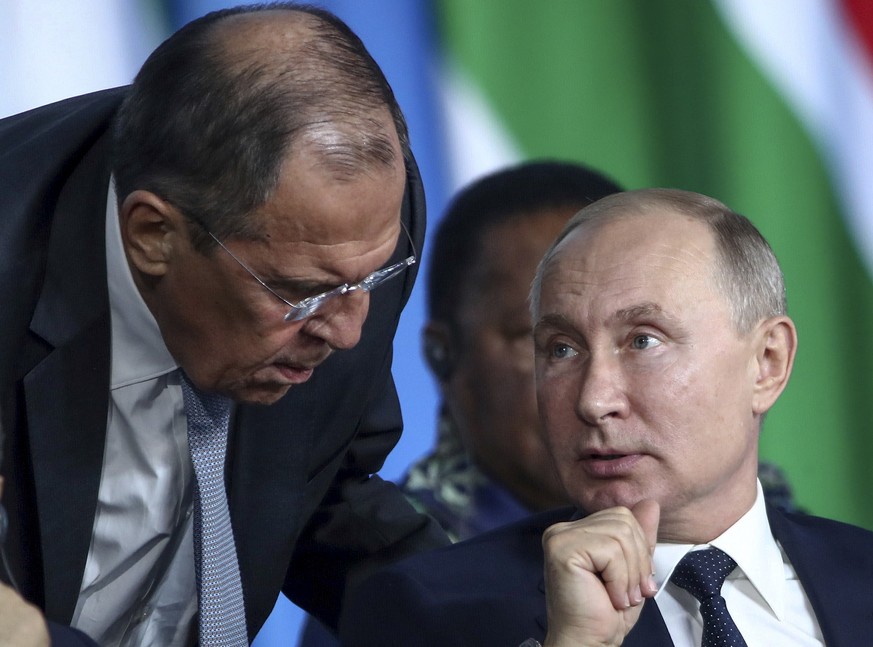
[714,0,873,273]
[436,57,523,193]
[0,0,163,118]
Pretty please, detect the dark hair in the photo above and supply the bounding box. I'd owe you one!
[112,2,409,250]
[427,160,622,326]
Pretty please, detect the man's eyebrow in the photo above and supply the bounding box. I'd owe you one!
[269,276,340,294]
[613,302,684,327]
[534,304,681,331]
[614,302,663,322]
[533,313,575,333]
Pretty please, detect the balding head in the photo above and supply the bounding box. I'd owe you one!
[113,3,408,250]
[531,188,787,334]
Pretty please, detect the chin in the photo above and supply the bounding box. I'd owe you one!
[227,381,294,406]
[575,482,649,514]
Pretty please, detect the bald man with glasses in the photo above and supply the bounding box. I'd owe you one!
[0,4,447,646]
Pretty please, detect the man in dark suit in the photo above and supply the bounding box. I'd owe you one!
[340,188,873,646]
[0,4,447,645]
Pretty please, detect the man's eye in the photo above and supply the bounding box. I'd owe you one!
[631,334,661,350]
[552,343,578,359]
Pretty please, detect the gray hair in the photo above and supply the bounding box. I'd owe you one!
[530,188,787,333]
[112,3,408,251]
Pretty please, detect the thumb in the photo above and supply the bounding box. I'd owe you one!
[631,499,660,551]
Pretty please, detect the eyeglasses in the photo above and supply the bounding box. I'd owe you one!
[205,221,416,322]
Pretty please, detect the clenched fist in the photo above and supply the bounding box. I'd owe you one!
[542,500,660,647]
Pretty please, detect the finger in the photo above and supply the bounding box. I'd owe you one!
[631,499,660,596]
[543,514,630,611]
[631,499,660,549]
[543,507,655,611]
[586,509,647,610]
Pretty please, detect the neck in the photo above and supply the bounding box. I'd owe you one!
[657,482,758,544]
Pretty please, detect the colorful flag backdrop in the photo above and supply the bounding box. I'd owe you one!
[2,1,872,645]
[435,0,873,533]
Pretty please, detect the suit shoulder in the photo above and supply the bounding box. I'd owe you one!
[0,87,126,127]
[770,509,873,643]
[775,509,873,546]
[0,87,126,164]
[771,507,873,581]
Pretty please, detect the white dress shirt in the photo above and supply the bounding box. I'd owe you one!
[652,480,823,646]
[70,180,198,646]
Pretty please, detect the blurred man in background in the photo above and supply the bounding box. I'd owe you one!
[309,163,799,644]
[405,162,798,543]
[404,160,623,540]
[300,160,622,646]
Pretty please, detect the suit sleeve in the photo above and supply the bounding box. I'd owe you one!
[285,364,450,630]
[47,622,101,647]
[338,565,457,647]
[338,512,562,647]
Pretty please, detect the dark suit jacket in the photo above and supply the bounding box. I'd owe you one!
[0,88,449,641]
[340,505,873,646]
[48,621,100,647]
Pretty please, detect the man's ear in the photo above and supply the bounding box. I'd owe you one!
[120,190,187,278]
[751,316,797,415]
[422,321,456,383]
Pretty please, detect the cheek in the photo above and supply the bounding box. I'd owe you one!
[632,348,707,412]
[259,323,305,354]
[217,321,304,371]
[631,355,735,464]
[536,377,577,451]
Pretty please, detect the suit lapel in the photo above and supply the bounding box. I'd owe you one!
[623,600,675,646]
[535,565,674,646]
[23,131,113,622]
[229,391,314,635]
[768,505,873,646]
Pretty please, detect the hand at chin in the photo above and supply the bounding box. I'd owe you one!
[542,500,660,647]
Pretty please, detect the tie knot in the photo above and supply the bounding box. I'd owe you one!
[671,547,738,602]
[180,372,232,440]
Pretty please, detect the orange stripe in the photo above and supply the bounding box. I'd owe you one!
[841,0,873,68]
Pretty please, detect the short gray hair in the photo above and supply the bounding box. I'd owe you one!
[113,3,408,252]
[530,188,786,333]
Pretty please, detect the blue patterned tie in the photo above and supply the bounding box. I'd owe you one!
[671,548,748,647]
[180,373,249,646]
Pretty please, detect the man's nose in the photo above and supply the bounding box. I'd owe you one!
[303,290,370,350]
[575,350,629,425]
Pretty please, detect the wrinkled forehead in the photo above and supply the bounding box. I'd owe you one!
[565,208,713,263]
[534,209,719,310]
[266,136,405,235]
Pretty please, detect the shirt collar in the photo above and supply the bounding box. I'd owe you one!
[653,480,787,618]
[106,178,178,388]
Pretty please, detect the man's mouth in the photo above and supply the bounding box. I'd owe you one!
[589,453,627,460]
[580,450,645,477]
[273,363,316,384]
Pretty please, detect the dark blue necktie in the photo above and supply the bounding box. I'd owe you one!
[671,548,748,647]
[180,373,249,646]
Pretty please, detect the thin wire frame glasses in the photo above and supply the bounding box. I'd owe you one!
[205,220,416,322]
